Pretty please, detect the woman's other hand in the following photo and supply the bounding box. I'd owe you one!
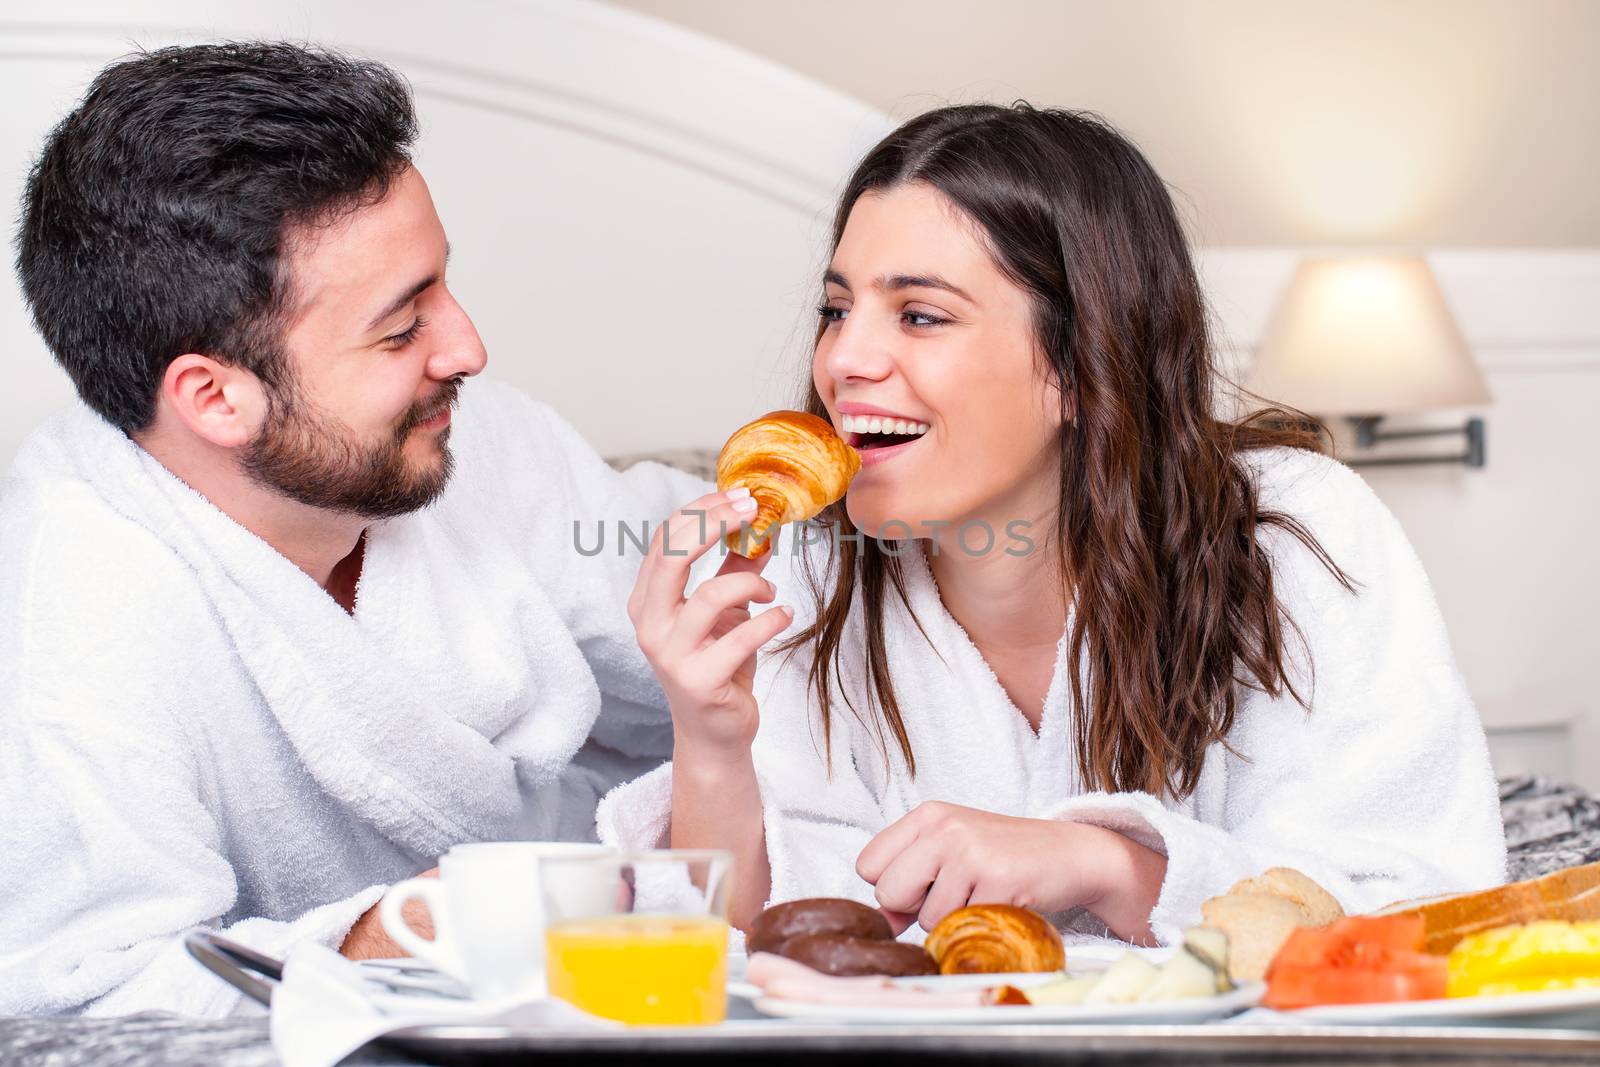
[855,801,1168,944]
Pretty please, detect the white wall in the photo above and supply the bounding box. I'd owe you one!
[614,0,1600,249]
[1204,249,1600,788]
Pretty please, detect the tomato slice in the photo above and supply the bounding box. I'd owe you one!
[1265,914,1446,1009]
[1272,915,1428,969]
[1264,959,1447,1010]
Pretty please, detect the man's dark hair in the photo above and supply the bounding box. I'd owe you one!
[15,41,419,432]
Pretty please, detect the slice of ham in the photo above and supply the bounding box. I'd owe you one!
[746,952,1025,1009]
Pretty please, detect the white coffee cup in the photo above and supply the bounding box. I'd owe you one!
[379,841,610,1001]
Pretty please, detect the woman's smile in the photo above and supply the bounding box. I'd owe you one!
[836,400,931,467]
[851,433,921,469]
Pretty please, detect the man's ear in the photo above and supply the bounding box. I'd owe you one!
[156,354,266,448]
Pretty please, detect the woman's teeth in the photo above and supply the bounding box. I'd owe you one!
[840,415,930,436]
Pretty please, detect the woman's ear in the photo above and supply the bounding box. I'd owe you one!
[1043,368,1077,429]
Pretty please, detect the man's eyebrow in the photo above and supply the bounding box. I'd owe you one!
[365,243,452,331]
[366,275,435,331]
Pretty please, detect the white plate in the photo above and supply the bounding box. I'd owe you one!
[1286,985,1600,1027]
[742,970,1264,1025]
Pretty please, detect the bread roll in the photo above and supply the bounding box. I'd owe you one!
[1199,867,1345,982]
[1199,893,1319,983]
[716,411,859,558]
[1232,868,1345,926]
[924,904,1066,975]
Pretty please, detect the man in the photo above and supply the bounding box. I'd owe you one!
[0,42,712,1015]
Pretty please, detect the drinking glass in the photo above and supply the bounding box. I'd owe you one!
[539,849,733,1025]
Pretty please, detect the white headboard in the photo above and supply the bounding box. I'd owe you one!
[0,0,894,461]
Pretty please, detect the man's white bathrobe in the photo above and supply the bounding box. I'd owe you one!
[0,381,706,1016]
[599,447,1507,945]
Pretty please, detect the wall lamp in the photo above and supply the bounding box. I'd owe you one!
[1245,255,1492,469]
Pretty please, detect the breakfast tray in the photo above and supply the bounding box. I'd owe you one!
[187,931,1600,1063]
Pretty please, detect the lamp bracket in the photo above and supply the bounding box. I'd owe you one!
[1346,416,1486,469]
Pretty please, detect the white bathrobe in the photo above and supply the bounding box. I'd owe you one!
[598,447,1507,946]
[0,381,708,1016]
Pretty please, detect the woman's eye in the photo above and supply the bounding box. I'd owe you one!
[816,303,849,325]
[903,310,948,328]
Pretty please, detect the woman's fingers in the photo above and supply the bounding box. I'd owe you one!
[714,543,773,580]
[630,489,730,621]
[692,604,794,685]
[918,869,978,932]
[965,878,1013,911]
[669,572,777,658]
[855,802,942,885]
[867,838,944,916]
[879,907,918,937]
[633,491,756,646]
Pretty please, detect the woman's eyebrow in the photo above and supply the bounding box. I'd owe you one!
[822,269,975,304]
[879,273,974,302]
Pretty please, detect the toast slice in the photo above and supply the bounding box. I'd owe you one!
[1377,861,1600,954]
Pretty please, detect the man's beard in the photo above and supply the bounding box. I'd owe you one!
[242,376,463,519]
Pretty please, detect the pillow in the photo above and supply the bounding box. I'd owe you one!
[607,448,719,481]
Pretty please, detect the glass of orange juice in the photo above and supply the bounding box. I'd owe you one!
[540,849,733,1026]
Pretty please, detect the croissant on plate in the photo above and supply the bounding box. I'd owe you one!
[924,904,1067,975]
[716,411,860,558]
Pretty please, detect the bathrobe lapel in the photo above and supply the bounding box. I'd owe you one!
[866,546,1084,815]
[61,404,597,857]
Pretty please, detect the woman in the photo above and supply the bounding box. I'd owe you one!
[601,104,1505,946]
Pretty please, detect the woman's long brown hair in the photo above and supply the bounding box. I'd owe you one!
[780,104,1351,799]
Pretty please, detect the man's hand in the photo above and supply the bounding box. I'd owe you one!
[854,802,1167,944]
[340,867,438,960]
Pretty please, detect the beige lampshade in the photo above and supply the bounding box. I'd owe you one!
[1245,255,1492,416]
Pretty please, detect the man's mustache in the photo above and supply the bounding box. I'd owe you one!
[396,377,465,437]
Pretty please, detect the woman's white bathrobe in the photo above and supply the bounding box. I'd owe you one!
[0,381,707,1016]
[598,447,1507,945]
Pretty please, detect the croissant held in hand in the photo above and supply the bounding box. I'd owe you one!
[716,411,860,558]
[924,904,1067,975]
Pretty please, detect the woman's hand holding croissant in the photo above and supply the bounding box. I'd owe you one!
[628,488,794,761]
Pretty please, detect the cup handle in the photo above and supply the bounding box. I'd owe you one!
[378,879,465,980]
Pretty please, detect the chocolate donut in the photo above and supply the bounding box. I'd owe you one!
[748,898,893,955]
[778,932,940,977]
